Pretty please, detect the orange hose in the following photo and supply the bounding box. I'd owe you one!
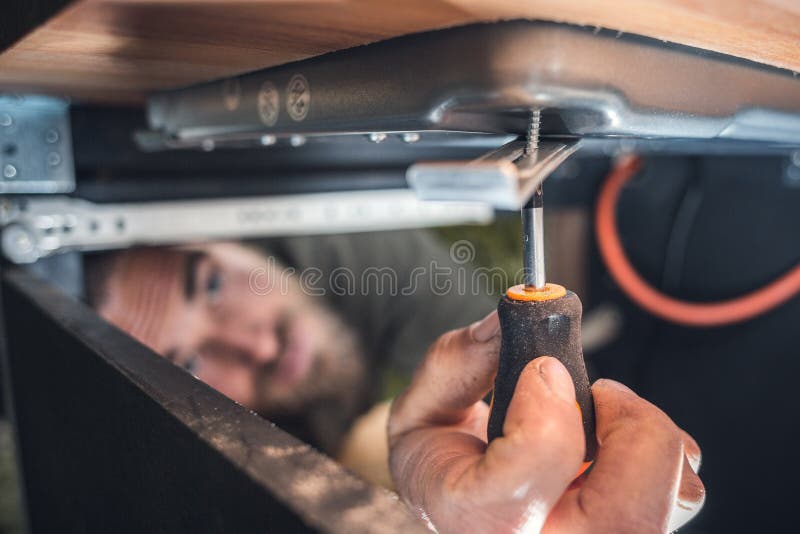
[595,155,800,327]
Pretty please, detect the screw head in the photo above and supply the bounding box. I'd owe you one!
[401,132,420,143]
[201,139,215,152]
[0,113,12,127]
[290,135,307,147]
[45,129,59,143]
[3,164,17,179]
[47,152,61,166]
[368,132,387,143]
[260,134,277,146]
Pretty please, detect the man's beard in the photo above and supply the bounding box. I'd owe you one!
[253,299,368,455]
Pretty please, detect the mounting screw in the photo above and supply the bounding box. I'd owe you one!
[401,132,420,143]
[45,129,60,143]
[47,152,61,167]
[524,109,541,156]
[0,113,12,127]
[290,135,307,147]
[260,134,277,146]
[3,164,17,179]
[368,132,387,143]
[201,139,215,152]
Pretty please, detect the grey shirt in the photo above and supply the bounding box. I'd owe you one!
[260,229,495,387]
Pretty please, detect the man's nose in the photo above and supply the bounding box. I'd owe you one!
[217,323,281,365]
[246,325,281,364]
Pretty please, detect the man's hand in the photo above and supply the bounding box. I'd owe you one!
[388,311,705,533]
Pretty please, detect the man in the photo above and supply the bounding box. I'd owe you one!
[84,231,495,457]
[84,229,704,532]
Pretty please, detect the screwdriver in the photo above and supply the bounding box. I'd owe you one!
[486,151,598,463]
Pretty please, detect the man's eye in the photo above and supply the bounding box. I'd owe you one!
[206,269,223,301]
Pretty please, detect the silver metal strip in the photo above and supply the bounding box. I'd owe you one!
[0,191,493,263]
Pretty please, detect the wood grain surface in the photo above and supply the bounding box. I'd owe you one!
[1,0,798,103]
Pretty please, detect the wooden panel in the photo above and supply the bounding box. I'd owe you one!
[1,0,799,103]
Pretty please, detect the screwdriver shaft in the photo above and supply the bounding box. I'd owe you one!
[522,185,545,289]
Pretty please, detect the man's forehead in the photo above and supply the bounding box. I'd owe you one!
[100,247,193,352]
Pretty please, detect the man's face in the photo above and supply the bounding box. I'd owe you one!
[95,243,364,417]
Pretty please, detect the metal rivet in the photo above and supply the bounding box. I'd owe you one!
[0,113,12,127]
[260,134,277,146]
[3,164,17,179]
[45,129,59,143]
[201,139,215,152]
[47,152,61,166]
[368,133,387,143]
[290,135,307,147]
[401,132,420,143]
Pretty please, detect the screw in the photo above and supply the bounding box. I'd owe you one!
[290,135,307,147]
[401,132,420,143]
[524,109,541,156]
[3,164,17,179]
[45,129,59,143]
[260,134,277,146]
[368,132,387,143]
[0,113,12,127]
[47,152,61,166]
[201,139,215,152]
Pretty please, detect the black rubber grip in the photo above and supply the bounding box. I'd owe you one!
[487,291,597,461]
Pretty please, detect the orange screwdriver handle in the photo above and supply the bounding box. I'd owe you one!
[487,290,597,461]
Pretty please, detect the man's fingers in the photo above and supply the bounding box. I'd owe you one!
[577,379,687,532]
[389,311,500,439]
[474,357,585,512]
[667,456,706,531]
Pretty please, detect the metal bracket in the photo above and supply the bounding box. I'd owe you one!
[407,137,581,209]
[0,95,74,194]
[144,21,800,151]
[0,191,493,264]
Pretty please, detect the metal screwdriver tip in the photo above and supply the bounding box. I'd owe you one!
[522,185,545,290]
